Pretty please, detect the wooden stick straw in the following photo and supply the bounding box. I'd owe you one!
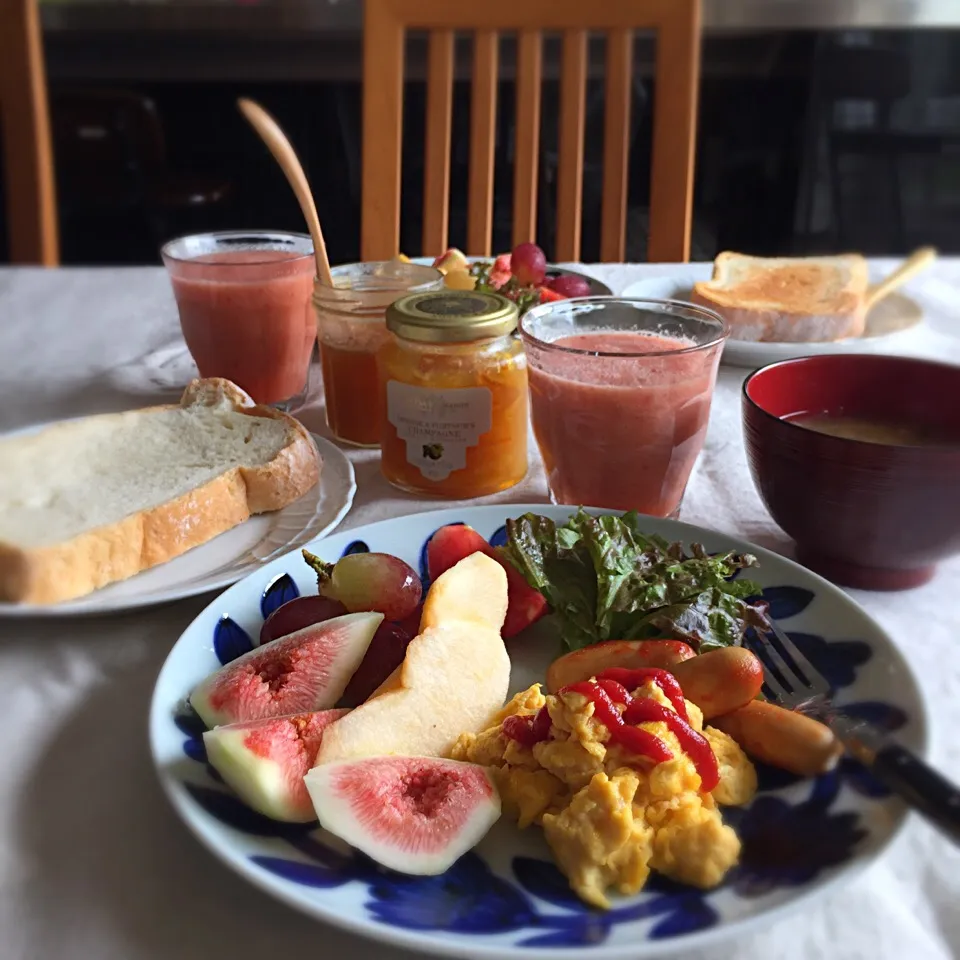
[865,246,937,312]
[238,97,333,286]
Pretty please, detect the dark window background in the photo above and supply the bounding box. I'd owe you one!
[2,29,958,264]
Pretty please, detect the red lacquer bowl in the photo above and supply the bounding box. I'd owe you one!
[742,353,960,590]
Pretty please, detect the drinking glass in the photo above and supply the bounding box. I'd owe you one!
[313,261,443,447]
[519,297,728,517]
[162,231,316,408]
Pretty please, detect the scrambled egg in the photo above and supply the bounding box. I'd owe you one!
[450,680,756,908]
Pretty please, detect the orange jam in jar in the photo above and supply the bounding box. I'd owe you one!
[313,262,443,447]
[378,291,528,497]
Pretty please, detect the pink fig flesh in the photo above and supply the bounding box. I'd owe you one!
[190,611,382,727]
[204,709,349,822]
[304,757,501,874]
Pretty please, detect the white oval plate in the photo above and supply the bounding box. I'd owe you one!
[150,504,927,960]
[0,431,356,617]
[621,266,924,369]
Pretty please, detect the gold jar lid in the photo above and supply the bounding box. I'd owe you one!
[386,291,518,343]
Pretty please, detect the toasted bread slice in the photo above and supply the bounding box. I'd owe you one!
[691,252,870,342]
[0,378,321,604]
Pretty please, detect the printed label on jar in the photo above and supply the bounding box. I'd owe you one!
[386,381,493,481]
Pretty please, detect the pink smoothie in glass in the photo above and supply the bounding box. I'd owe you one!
[168,249,315,405]
[526,330,721,516]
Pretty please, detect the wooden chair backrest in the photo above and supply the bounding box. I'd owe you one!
[0,0,59,265]
[362,0,700,262]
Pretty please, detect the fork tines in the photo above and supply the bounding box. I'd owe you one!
[745,619,831,708]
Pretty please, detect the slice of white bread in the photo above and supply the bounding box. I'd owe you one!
[0,378,321,604]
[691,252,870,342]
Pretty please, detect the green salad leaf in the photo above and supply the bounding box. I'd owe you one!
[504,509,768,652]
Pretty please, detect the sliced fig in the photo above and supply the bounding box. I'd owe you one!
[191,612,383,728]
[304,756,501,874]
[203,709,348,822]
[260,596,348,645]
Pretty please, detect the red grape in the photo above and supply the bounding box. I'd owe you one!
[339,620,415,707]
[396,602,424,639]
[511,242,547,286]
[548,274,591,298]
[319,552,423,622]
[259,595,348,644]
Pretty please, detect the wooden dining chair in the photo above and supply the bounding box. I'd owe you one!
[0,0,59,264]
[362,0,700,263]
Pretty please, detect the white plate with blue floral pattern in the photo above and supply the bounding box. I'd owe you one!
[150,504,927,959]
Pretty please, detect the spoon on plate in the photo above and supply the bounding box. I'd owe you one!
[864,246,937,313]
[237,97,333,287]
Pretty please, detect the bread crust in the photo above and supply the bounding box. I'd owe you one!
[0,378,321,604]
[692,252,869,342]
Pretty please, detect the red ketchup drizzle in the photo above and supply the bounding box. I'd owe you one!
[562,681,673,764]
[564,679,720,793]
[502,706,552,748]
[594,667,688,719]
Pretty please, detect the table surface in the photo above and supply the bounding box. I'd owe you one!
[1,260,958,960]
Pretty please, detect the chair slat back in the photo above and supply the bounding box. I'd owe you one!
[555,29,587,262]
[422,29,455,254]
[0,0,59,265]
[362,0,700,262]
[466,30,499,256]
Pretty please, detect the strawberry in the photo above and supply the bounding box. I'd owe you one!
[493,546,549,639]
[538,286,567,303]
[487,253,513,289]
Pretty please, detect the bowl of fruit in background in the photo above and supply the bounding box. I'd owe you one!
[408,242,612,312]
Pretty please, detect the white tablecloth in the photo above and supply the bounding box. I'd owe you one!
[1,261,958,960]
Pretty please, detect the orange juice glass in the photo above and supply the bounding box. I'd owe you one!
[313,262,443,447]
[520,297,727,517]
[162,231,316,407]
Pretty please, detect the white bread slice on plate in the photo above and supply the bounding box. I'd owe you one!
[0,378,321,604]
[691,252,870,342]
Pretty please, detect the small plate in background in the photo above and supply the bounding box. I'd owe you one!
[410,256,613,296]
[621,265,924,369]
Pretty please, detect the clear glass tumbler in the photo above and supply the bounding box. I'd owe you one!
[313,261,443,447]
[162,231,316,408]
[519,297,728,517]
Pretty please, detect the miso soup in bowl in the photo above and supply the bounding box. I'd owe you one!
[742,353,960,590]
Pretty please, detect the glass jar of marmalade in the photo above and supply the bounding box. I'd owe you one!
[378,291,528,497]
[313,261,443,448]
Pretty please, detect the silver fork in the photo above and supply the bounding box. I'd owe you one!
[746,618,960,846]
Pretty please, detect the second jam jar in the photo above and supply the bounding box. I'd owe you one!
[378,290,528,497]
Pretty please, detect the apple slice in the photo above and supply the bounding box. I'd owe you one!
[305,756,501,874]
[315,622,510,762]
[432,248,470,275]
[315,554,511,763]
[190,611,383,727]
[426,524,547,638]
[204,709,348,822]
[420,552,508,633]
